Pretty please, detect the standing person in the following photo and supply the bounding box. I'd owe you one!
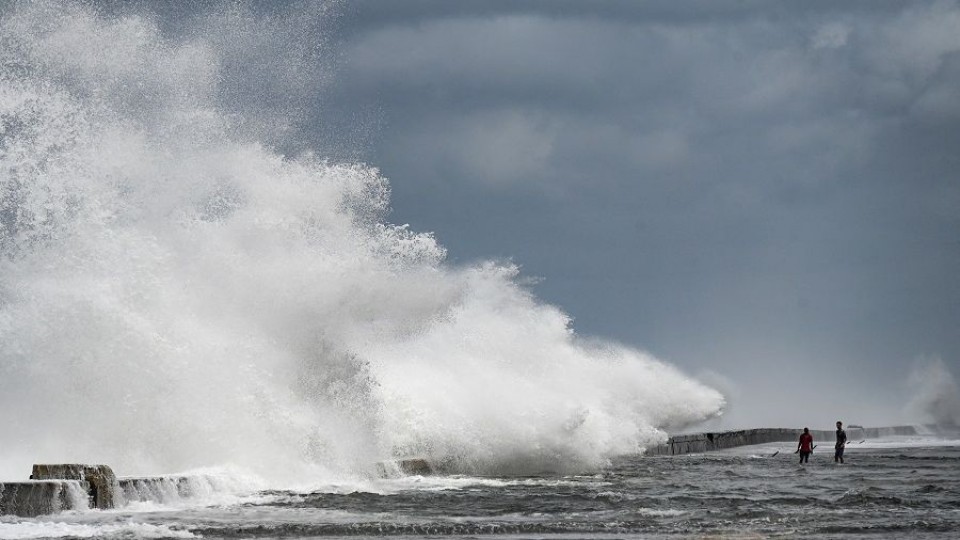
[797,427,814,464]
[835,421,847,463]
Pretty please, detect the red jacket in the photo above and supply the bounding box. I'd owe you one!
[799,433,814,452]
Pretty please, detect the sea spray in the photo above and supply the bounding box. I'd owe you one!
[0,1,723,483]
[907,357,960,426]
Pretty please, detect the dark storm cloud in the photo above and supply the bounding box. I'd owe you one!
[335,4,954,194]
[313,1,960,427]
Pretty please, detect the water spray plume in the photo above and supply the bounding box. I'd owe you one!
[907,357,960,427]
[0,1,723,483]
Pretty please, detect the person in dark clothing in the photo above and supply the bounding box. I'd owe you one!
[797,427,814,464]
[835,421,847,463]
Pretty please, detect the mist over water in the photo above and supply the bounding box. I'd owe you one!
[907,357,960,427]
[0,1,723,483]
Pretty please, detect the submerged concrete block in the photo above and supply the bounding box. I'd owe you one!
[31,464,119,509]
[398,458,432,475]
[375,458,433,477]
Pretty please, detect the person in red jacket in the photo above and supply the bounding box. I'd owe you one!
[797,427,814,464]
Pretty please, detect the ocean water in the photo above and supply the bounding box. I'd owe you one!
[2,437,959,539]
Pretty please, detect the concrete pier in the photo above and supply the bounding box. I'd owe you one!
[645,425,924,456]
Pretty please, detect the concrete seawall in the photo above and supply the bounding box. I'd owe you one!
[645,425,925,456]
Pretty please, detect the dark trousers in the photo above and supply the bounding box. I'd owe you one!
[799,451,811,463]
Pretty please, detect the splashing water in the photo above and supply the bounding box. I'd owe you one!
[907,357,960,427]
[0,1,723,483]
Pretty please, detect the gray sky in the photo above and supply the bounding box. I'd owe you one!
[138,0,959,428]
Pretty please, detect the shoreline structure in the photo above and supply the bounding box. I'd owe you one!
[645,424,944,456]
[1,425,954,517]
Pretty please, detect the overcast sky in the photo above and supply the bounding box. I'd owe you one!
[130,0,960,428]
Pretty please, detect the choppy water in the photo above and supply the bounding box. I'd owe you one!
[2,438,958,539]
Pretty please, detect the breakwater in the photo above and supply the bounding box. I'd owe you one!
[31,464,119,509]
[0,465,239,517]
[1,426,949,517]
[117,474,240,504]
[0,465,116,517]
[645,425,925,456]
[0,480,89,517]
[376,458,433,478]
[0,464,121,517]
[3,459,428,517]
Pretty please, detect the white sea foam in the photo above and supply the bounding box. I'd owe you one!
[0,0,724,485]
[636,508,687,517]
[854,437,960,449]
[907,357,960,425]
